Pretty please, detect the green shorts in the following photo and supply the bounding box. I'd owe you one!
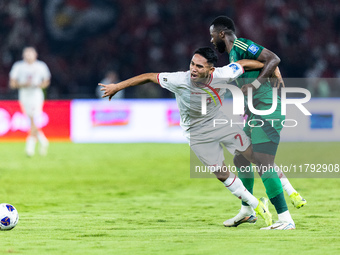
[252,141,278,156]
[243,102,285,145]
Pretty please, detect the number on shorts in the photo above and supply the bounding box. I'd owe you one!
[234,134,243,146]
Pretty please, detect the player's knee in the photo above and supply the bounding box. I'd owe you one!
[212,168,229,182]
[253,153,274,167]
[215,173,227,182]
[233,154,250,168]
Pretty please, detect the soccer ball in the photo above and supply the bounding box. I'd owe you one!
[0,203,19,231]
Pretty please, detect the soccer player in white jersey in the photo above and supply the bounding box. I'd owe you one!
[99,47,280,228]
[9,47,51,156]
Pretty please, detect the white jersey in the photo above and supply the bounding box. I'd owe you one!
[9,60,51,116]
[9,60,51,89]
[157,62,250,165]
[157,62,244,131]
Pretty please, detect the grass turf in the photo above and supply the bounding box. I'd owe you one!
[0,142,339,254]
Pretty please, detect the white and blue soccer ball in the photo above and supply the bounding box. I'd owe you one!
[0,203,19,230]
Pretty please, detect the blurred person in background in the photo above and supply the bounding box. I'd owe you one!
[96,70,124,99]
[9,47,51,157]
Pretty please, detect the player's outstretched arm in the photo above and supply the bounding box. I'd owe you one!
[236,59,264,71]
[99,73,159,100]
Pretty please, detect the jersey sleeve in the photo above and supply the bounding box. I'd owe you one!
[9,62,20,79]
[157,71,186,94]
[234,38,264,60]
[213,62,244,83]
[41,62,51,80]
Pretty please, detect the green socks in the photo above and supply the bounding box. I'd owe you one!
[237,165,254,206]
[261,168,288,214]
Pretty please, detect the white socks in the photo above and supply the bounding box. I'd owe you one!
[223,173,259,209]
[240,204,255,215]
[26,136,37,156]
[37,131,48,145]
[278,210,294,224]
[26,132,49,156]
[274,163,297,196]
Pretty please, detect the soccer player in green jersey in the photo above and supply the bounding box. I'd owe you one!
[209,16,306,230]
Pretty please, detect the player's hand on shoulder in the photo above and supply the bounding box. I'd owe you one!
[98,83,119,101]
[240,84,255,96]
[271,67,285,89]
[272,77,284,89]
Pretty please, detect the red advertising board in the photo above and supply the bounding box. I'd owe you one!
[0,100,70,141]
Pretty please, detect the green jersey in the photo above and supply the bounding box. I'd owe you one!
[229,38,284,146]
[229,38,277,106]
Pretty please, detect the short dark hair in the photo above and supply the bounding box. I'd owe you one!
[210,16,235,33]
[194,47,218,65]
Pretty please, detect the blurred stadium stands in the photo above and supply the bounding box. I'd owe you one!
[0,0,339,99]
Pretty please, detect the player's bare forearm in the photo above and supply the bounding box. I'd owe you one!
[99,73,159,100]
[119,73,159,87]
[236,59,264,71]
[10,79,32,88]
[40,80,50,89]
[256,48,280,82]
[9,79,19,89]
[240,49,280,95]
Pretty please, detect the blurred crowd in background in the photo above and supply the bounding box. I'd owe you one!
[0,0,340,99]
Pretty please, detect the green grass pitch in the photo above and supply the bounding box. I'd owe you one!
[0,142,339,255]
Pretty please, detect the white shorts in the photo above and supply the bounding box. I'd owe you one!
[188,113,250,167]
[19,88,44,117]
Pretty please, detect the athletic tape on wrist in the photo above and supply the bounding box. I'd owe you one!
[251,79,261,89]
